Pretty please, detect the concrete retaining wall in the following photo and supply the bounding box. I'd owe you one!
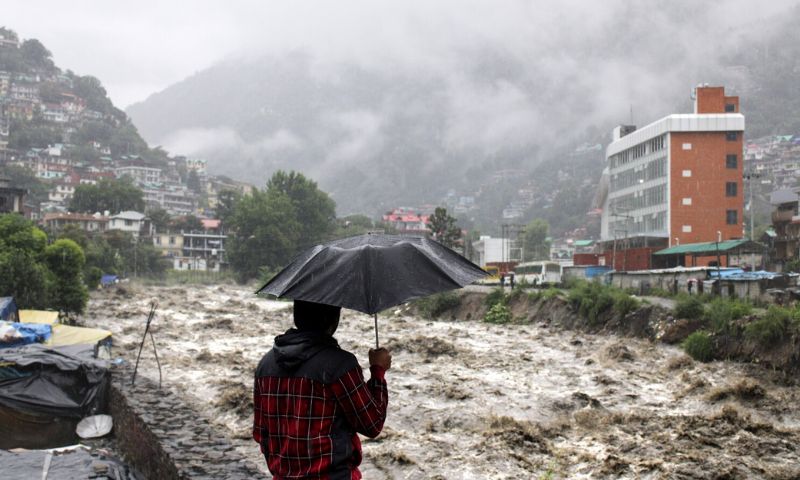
[109,366,263,479]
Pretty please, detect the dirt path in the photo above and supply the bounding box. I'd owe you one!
[84,284,800,479]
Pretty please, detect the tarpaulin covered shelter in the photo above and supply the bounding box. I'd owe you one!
[18,309,112,351]
[0,297,18,322]
[0,344,110,449]
[0,311,112,449]
[0,321,52,348]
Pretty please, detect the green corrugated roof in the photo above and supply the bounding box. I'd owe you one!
[654,239,750,255]
[574,240,594,247]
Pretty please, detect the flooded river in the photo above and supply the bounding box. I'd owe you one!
[84,284,800,479]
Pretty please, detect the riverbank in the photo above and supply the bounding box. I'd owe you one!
[82,283,800,479]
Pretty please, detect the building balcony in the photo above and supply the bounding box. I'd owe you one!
[772,210,796,223]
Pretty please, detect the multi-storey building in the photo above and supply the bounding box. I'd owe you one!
[115,165,162,185]
[42,212,108,232]
[597,86,745,269]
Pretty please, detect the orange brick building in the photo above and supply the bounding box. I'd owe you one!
[597,86,744,270]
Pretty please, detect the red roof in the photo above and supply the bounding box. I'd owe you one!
[202,218,221,230]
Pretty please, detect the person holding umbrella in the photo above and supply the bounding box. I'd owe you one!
[253,299,390,479]
[254,233,486,478]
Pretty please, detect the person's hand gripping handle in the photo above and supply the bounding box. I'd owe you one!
[369,347,392,371]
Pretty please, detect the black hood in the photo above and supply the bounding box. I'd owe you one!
[273,328,339,371]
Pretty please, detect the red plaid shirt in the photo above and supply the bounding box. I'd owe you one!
[254,361,388,480]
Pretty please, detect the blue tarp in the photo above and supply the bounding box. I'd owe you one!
[0,322,52,348]
[100,275,118,286]
[0,297,17,321]
[586,266,612,278]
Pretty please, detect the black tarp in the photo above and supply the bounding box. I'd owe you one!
[0,344,109,418]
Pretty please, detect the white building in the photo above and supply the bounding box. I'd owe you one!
[471,236,516,267]
[108,211,147,238]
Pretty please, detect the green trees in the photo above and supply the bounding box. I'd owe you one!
[147,207,172,234]
[44,239,88,316]
[226,171,336,282]
[20,39,55,71]
[266,171,336,244]
[428,207,462,248]
[0,214,50,309]
[69,177,145,214]
[521,219,550,261]
[0,215,88,316]
[172,215,203,232]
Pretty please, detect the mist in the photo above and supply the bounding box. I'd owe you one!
[6,0,799,213]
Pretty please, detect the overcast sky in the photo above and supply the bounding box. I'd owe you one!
[4,1,798,109]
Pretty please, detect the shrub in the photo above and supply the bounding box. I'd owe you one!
[682,331,714,362]
[568,281,614,325]
[541,287,561,301]
[613,292,640,317]
[484,303,512,324]
[745,306,791,346]
[85,266,103,290]
[704,298,752,333]
[506,286,526,303]
[674,295,704,320]
[416,292,461,318]
[649,287,672,298]
[485,287,507,309]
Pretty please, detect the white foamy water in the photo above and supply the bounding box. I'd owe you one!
[85,284,800,479]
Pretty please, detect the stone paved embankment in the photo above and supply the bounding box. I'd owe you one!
[110,366,265,480]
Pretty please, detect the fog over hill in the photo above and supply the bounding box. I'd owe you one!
[127,0,800,216]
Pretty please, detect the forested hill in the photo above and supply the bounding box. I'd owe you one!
[127,4,800,220]
[0,27,169,167]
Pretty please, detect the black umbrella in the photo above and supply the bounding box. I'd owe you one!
[257,233,487,346]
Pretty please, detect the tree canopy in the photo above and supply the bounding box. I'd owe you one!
[69,177,145,214]
[428,207,462,249]
[0,214,89,316]
[521,219,550,261]
[226,171,336,282]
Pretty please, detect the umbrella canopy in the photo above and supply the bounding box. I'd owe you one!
[257,233,487,315]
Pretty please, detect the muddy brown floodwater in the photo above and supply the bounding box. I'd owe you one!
[84,284,800,479]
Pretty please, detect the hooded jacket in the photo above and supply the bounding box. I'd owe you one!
[254,329,387,480]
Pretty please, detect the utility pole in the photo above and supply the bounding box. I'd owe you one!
[745,171,762,270]
[716,230,722,295]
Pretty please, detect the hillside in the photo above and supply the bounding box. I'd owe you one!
[127,3,800,229]
[0,27,233,218]
[0,28,167,167]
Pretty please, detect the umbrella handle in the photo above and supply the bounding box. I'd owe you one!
[374,313,379,348]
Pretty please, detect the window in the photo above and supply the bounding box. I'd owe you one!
[726,182,737,197]
[682,198,692,206]
[725,103,736,112]
[726,210,738,225]
[682,170,692,177]
[726,132,738,141]
[682,225,692,233]
[682,143,692,150]
[125,220,133,226]
[726,154,738,169]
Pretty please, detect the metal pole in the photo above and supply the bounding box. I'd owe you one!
[132,301,158,387]
[716,231,722,296]
[374,313,379,348]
